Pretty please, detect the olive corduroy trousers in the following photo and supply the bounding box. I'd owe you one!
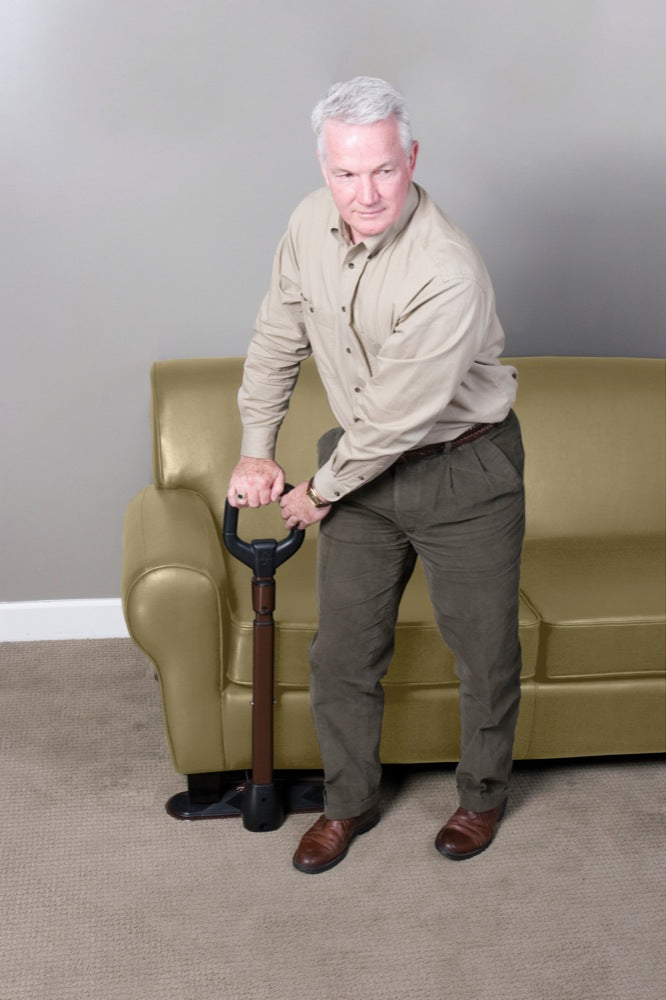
[309,411,526,818]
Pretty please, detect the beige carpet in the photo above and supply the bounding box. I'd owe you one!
[1,639,664,1000]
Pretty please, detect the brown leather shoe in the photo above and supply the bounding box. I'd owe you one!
[435,799,507,860]
[292,806,380,874]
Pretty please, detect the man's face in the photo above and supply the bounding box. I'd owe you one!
[318,116,418,244]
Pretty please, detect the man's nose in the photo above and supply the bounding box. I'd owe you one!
[357,175,379,205]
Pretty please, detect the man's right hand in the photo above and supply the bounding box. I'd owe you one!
[226,457,286,508]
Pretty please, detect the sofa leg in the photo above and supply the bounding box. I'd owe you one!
[165,770,324,823]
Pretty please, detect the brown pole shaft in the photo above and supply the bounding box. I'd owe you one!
[251,576,276,786]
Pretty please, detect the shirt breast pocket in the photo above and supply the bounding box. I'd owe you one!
[303,298,337,363]
[301,294,336,332]
[301,297,341,384]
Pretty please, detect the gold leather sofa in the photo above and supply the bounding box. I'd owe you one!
[122,357,666,796]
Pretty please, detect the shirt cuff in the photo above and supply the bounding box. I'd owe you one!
[239,427,278,460]
[313,456,387,503]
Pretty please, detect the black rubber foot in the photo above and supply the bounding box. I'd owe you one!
[242,781,284,832]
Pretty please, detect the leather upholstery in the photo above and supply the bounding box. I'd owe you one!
[122,357,666,775]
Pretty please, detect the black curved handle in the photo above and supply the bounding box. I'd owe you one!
[223,483,305,576]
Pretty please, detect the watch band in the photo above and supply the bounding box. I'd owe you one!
[306,477,331,508]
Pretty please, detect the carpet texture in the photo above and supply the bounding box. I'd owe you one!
[0,639,663,1000]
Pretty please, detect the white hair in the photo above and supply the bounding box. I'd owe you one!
[311,76,413,158]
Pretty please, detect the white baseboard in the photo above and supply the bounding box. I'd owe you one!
[0,599,130,642]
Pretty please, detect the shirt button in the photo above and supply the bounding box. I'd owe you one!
[341,305,346,312]
[354,387,361,393]
[346,347,352,354]
[347,262,355,269]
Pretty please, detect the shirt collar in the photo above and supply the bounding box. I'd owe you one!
[329,183,420,254]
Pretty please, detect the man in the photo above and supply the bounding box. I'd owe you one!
[227,76,525,873]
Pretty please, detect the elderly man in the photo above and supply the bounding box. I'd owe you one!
[227,76,525,873]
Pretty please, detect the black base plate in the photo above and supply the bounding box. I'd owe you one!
[166,772,324,822]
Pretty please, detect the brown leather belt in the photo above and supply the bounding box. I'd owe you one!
[395,422,497,464]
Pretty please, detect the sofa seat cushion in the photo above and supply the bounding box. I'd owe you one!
[521,535,665,678]
[225,539,539,687]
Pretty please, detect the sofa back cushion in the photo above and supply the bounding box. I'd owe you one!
[512,357,665,539]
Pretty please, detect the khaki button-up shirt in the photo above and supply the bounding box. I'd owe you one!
[239,183,517,501]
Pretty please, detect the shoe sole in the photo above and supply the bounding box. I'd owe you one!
[435,799,507,862]
[292,812,380,874]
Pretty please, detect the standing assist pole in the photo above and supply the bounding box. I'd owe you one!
[223,489,307,831]
[165,486,323,828]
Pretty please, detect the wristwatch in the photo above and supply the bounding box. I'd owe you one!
[306,477,331,508]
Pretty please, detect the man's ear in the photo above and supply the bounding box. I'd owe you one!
[408,140,419,176]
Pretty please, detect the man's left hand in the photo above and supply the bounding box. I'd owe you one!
[279,481,332,530]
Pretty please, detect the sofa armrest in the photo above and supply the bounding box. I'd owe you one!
[122,486,229,774]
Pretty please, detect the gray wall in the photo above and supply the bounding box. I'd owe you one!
[2,0,665,601]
